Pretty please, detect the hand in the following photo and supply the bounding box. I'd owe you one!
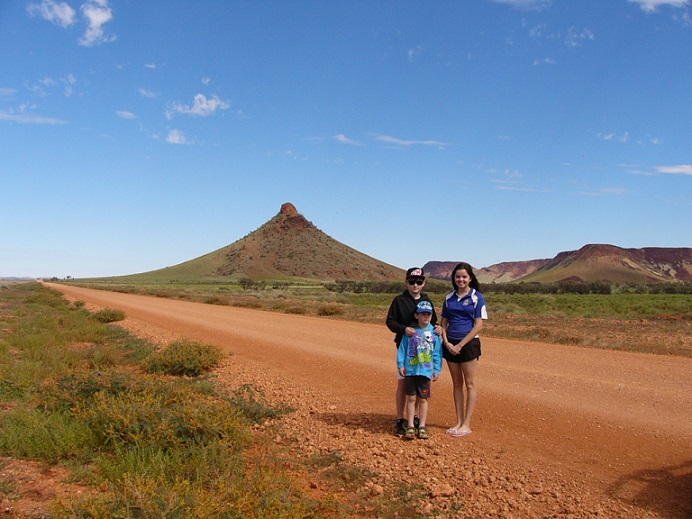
[434,325,443,336]
[398,367,406,377]
[432,373,439,382]
[405,326,415,337]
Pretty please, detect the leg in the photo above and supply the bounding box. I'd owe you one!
[458,358,478,433]
[394,376,407,435]
[396,377,406,420]
[446,360,466,431]
[405,394,417,428]
[417,396,429,427]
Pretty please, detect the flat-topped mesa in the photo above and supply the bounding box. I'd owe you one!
[280,202,299,216]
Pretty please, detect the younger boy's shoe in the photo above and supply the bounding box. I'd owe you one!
[394,418,407,436]
[417,426,430,440]
[404,427,417,440]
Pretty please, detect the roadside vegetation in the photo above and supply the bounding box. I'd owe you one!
[60,278,692,357]
[0,282,415,517]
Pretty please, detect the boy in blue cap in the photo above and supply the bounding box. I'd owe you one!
[386,267,440,435]
[396,299,443,440]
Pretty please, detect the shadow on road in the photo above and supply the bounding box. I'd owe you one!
[608,460,692,518]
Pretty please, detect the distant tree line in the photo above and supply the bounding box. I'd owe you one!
[324,279,692,295]
[476,281,691,295]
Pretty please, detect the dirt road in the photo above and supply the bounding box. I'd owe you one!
[46,283,692,518]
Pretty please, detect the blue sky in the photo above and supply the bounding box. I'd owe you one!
[1,0,690,278]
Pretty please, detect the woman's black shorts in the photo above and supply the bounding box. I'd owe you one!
[443,337,482,363]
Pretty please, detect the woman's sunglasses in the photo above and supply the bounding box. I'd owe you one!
[407,278,424,286]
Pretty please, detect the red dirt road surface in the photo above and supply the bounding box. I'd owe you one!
[46,283,692,518]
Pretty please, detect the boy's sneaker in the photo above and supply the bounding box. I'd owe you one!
[394,418,407,436]
[414,416,420,429]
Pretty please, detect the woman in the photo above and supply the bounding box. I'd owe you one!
[440,262,488,438]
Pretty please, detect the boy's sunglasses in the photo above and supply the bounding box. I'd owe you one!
[407,278,425,286]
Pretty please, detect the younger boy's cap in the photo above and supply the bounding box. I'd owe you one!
[416,300,433,314]
[406,267,425,279]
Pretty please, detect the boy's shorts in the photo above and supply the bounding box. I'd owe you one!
[404,376,432,399]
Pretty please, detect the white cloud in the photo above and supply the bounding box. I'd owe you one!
[565,26,595,48]
[598,187,628,195]
[533,57,556,66]
[374,134,449,148]
[167,94,230,118]
[408,46,423,62]
[202,77,212,85]
[26,74,76,97]
[79,0,115,46]
[138,88,158,99]
[334,134,358,145]
[490,0,552,11]
[628,0,690,12]
[116,111,137,119]
[656,164,692,175]
[0,88,17,97]
[27,0,76,28]
[144,63,156,69]
[0,110,67,124]
[166,129,188,144]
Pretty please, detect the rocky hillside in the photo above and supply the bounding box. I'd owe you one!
[425,245,691,284]
[131,203,405,282]
[520,244,691,283]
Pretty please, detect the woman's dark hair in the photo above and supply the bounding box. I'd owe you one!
[451,262,480,291]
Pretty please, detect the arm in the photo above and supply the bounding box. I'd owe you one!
[440,316,454,354]
[432,336,443,381]
[397,337,407,376]
[448,318,484,355]
[385,301,406,336]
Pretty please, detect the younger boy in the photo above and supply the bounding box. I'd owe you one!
[396,300,443,440]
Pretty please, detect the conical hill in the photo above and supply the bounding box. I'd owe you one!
[124,203,405,282]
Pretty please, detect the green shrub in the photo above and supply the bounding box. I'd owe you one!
[0,408,96,463]
[74,383,247,451]
[227,384,295,424]
[91,308,126,323]
[316,303,344,316]
[143,339,224,377]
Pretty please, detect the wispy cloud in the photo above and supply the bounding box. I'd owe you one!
[628,0,690,12]
[490,0,552,11]
[138,88,158,99]
[116,111,137,119]
[0,110,67,125]
[656,164,692,175]
[166,129,188,144]
[597,131,631,143]
[27,74,77,97]
[494,183,535,192]
[27,0,76,28]
[533,57,556,66]
[167,94,230,119]
[373,134,449,149]
[565,26,595,48]
[408,46,423,62]
[334,134,359,145]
